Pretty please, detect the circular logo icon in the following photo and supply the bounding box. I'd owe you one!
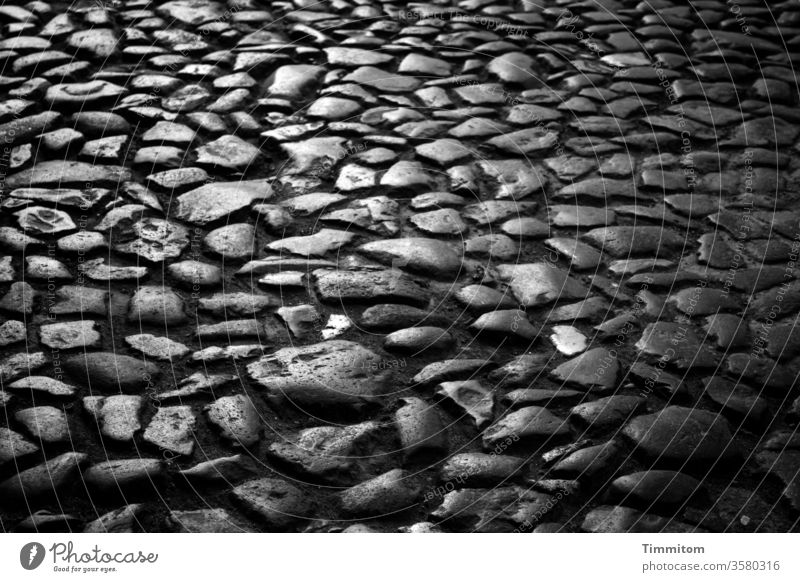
[20,542,46,570]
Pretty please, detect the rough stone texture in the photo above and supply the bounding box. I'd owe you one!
[0,0,796,535]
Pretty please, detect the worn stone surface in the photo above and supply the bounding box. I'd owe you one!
[0,0,796,534]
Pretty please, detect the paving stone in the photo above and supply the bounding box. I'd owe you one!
[314,269,428,307]
[175,180,273,225]
[496,263,590,307]
[636,322,719,369]
[0,0,796,534]
[128,286,186,325]
[0,427,39,467]
[232,478,310,530]
[204,223,256,259]
[83,459,165,494]
[84,395,144,443]
[0,452,88,503]
[607,471,702,511]
[143,406,196,457]
[340,469,420,516]
[623,406,737,465]
[40,320,101,350]
[64,352,160,392]
[248,340,394,409]
[430,487,556,532]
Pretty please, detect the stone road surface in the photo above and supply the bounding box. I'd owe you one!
[1,0,800,533]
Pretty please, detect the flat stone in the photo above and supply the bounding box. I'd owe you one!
[550,348,619,391]
[325,47,393,67]
[247,340,394,408]
[0,352,47,383]
[148,167,209,191]
[25,256,71,280]
[440,453,527,487]
[266,421,382,485]
[395,397,447,457]
[455,285,517,312]
[143,406,196,456]
[570,395,646,431]
[483,406,570,447]
[359,238,463,276]
[196,320,265,340]
[280,138,347,176]
[83,459,165,494]
[415,139,470,166]
[471,310,540,341]
[7,376,76,398]
[0,427,38,466]
[549,325,588,355]
[551,441,622,482]
[198,292,278,316]
[84,505,146,533]
[384,327,454,354]
[623,406,736,464]
[380,160,435,190]
[669,287,739,316]
[114,218,190,262]
[0,320,26,347]
[488,52,539,85]
[584,226,686,257]
[399,53,451,76]
[157,0,226,25]
[83,395,144,443]
[204,223,256,259]
[496,263,590,307]
[410,209,468,235]
[168,261,222,288]
[268,229,353,257]
[40,320,101,350]
[344,66,421,93]
[430,487,555,532]
[14,406,70,443]
[206,394,261,447]
[0,282,35,314]
[179,454,258,485]
[608,470,701,510]
[704,377,771,428]
[10,187,109,209]
[340,469,420,516]
[6,160,130,189]
[166,508,249,533]
[267,64,325,99]
[175,179,273,225]
[314,269,428,307]
[125,334,190,361]
[0,452,87,503]
[232,478,310,529]
[636,322,718,368]
[15,206,76,235]
[359,304,447,330]
[64,352,160,392]
[436,380,494,428]
[308,97,362,120]
[196,135,260,171]
[128,286,186,325]
[581,505,688,533]
[277,305,319,339]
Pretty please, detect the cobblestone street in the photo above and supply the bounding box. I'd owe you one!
[1,0,800,532]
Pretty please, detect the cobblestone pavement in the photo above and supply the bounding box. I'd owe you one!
[1,0,800,533]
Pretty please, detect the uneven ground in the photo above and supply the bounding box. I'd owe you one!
[1,0,800,533]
